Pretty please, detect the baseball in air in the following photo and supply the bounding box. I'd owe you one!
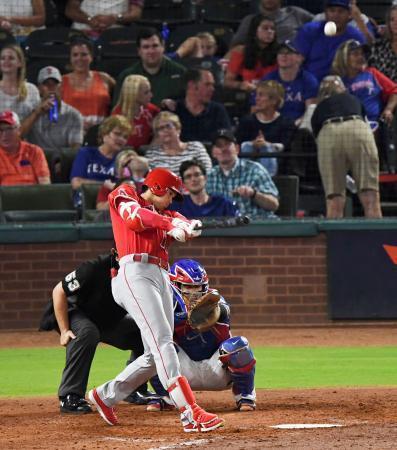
[324,21,337,36]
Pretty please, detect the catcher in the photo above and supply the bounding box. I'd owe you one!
[147,258,256,412]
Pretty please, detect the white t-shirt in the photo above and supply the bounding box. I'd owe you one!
[0,1,44,37]
[0,82,40,121]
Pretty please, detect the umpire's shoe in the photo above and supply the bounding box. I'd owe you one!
[60,394,92,414]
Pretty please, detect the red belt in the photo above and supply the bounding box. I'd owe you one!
[131,254,169,271]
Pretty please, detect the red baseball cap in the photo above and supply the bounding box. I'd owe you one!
[143,167,184,201]
[0,110,20,127]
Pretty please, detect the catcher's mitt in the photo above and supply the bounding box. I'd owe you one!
[187,289,221,332]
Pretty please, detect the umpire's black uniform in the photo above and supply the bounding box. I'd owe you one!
[39,253,144,410]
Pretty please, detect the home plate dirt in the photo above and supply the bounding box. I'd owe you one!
[2,327,397,449]
[270,423,344,429]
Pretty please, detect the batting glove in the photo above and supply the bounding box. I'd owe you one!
[187,219,202,238]
[167,227,187,242]
[171,218,191,232]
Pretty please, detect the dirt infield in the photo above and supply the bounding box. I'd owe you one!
[1,327,397,449]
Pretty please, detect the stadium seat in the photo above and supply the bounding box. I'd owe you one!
[94,26,141,78]
[200,0,251,29]
[137,0,195,27]
[93,56,139,80]
[298,193,353,217]
[272,175,299,218]
[355,1,391,23]
[213,87,250,122]
[96,26,144,59]
[83,124,100,147]
[0,27,16,52]
[23,27,83,60]
[0,184,78,223]
[80,183,104,222]
[59,147,79,183]
[177,56,224,86]
[167,23,234,57]
[282,0,323,14]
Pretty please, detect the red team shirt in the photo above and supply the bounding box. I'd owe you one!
[112,103,160,149]
[108,183,187,261]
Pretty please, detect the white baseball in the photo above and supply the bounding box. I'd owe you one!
[324,21,337,36]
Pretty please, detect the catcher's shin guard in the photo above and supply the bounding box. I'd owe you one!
[219,336,256,402]
[167,375,224,432]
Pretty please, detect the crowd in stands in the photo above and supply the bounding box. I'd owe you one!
[0,0,396,220]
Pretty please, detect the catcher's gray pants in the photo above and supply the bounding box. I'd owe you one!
[58,309,143,398]
[177,346,231,391]
[97,258,181,406]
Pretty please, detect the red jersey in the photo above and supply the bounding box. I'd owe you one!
[108,183,186,261]
[112,103,160,149]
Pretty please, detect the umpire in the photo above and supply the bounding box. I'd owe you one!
[39,251,150,414]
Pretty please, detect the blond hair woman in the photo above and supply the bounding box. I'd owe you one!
[0,44,40,134]
[145,111,212,174]
[112,74,159,150]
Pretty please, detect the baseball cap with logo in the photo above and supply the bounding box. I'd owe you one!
[324,0,351,10]
[37,66,62,84]
[212,129,236,146]
[278,40,300,54]
[0,110,20,127]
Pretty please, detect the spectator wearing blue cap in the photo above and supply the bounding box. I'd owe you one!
[293,0,366,82]
[261,40,318,124]
[312,0,377,44]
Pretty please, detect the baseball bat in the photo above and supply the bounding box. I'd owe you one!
[195,215,251,230]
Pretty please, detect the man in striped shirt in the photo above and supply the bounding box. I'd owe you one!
[206,129,279,218]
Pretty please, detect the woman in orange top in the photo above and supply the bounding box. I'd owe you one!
[62,37,115,131]
[225,15,279,93]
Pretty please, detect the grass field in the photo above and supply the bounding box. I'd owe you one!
[1,345,397,397]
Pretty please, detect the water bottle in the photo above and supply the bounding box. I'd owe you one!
[161,22,170,42]
[48,95,59,123]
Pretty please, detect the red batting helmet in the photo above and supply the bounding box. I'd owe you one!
[143,167,184,201]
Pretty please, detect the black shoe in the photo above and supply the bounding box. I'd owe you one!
[60,394,92,414]
[124,390,156,405]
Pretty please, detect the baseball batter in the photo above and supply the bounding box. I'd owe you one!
[147,259,256,412]
[88,167,224,432]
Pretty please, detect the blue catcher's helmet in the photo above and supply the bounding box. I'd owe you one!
[169,259,209,304]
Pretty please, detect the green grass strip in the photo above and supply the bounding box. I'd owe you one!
[0,346,396,397]
[255,346,397,389]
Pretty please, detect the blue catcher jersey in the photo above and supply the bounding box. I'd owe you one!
[172,285,232,361]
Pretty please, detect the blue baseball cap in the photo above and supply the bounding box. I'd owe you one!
[278,40,300,54]
[325,0,350,10]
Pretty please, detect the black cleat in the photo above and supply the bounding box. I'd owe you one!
[60,394,93,414]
